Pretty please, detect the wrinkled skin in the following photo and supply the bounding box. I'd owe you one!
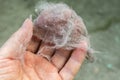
[0,19,87,80]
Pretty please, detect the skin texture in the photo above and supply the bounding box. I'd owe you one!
[0,19,87,80]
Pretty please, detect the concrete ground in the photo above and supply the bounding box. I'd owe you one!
[0,0,120,80]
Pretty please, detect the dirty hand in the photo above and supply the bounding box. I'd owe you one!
[0,19,87,80]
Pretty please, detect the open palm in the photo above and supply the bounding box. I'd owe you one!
[0,19,87,80]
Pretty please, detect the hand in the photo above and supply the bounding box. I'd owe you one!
[0,19,87,80]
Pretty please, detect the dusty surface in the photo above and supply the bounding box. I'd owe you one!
[0,0,120,80]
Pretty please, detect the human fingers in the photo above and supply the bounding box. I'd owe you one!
[26,35,41,53]
[0,19,33,59]
[36,42,55,60]
[24,51,61,80]
[51,49,72,71]
[59,41,87,80]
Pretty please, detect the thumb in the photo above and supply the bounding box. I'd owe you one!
[0,19,33,59]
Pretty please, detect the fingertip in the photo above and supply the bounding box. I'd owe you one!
[22,18,33,31]
[72,41,87,62]
[0,19,34,59]
[19,18,34,43]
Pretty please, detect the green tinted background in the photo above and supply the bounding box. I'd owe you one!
[0,0,120,80]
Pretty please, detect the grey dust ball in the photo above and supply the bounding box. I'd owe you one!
[33,2,94,61]
[33,2,90,50]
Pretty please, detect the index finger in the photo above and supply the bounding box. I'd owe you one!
[0,19,33,59]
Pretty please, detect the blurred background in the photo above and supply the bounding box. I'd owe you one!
[0,0,120,80]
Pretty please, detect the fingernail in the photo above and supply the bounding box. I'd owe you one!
[23,18,29,26]
[21,18,32,30]
[29,15,33,21]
